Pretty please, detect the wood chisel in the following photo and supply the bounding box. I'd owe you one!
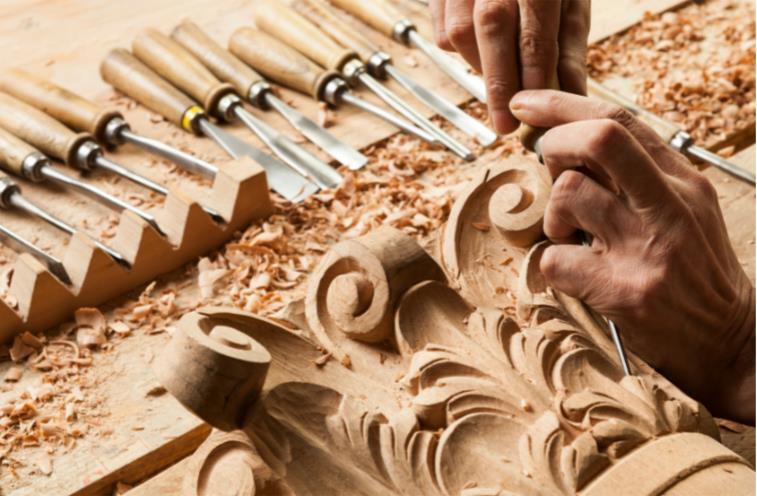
[228,28,436,144]
[132,28,342,190]
[254,0,474,161]
[0,68,218,181]
[0,94,163,233]
[170,21,367,171]
[101,48,318,203]
[328,0,487,103]
[589,79,755,184]
[295,0,496,147]
[0,222,71,285]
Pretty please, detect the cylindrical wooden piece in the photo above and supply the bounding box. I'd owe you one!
[154,307,272,431]
[101,48,202,133]
[0,92,89,167]
[229,28,338,100]
[329,0,401,38]
[171,21,264,101]
[0,69,122,144]
[0,125,38,176]
[294,0,378,62]
[132,28,235,117]
[253,0,358,72]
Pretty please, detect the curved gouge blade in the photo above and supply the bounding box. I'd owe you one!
[94,155,168,196]
[118,127,219,179]
[407,30,487,103]
[197,118,318,202]
[685,144,755,184]
[339,91,436,143]
[232,106,342,189]
[0,224,71,284]
[384,64,496,146]
[264,93,367,170]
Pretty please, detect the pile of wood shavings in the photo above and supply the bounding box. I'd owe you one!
[588,0,755,150]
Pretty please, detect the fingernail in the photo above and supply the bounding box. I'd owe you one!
[510,91,534,111]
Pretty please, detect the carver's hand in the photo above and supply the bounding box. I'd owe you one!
[510,90,755,424]
[429,0,590,134]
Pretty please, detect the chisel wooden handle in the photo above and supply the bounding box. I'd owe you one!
[253,0,357,72]
[0,125,38,176]
[132,28,235,117]
[0,69,121,144]
[295,0,378,62]
[171,21,264,101]
[587,79,679,143]
[229,28,338,100]
[0,92,89,167]
[329,0,402,38]
[101,48,204,133]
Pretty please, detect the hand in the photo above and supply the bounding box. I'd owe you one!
[510,90,755,424]
[429,0,590,134]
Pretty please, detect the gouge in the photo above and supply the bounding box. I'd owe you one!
[0,69,218,180]
[229,28,436,144]
[0,223,71,284]
[0,173,128,267]
[295,0,496,147]
[328,0,487,103]
[132,28,341,190]
[170,21,367,171]
[254,0,473,160]
[588,79,755,184]
[101,48,317,203]
[0,97,162,232]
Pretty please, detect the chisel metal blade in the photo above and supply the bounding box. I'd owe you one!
[0,224,71,284]
[198,118,318,202]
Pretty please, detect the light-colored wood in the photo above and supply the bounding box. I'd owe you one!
[253,0,358,72]
[0,68,122,144]
[171,20,264,101]
[132,28,235,118]
[294,0,379,62]
[0,124,37,176]
[101,48,200,131]
[0,91,91,168]
[229,28,339,100]
[329,0,401,39]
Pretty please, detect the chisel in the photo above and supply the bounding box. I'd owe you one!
[254,0,474,160]
[132,28,342,190]
[101,48,318,203]
[0,223,71,284]
[228,28,436,144]
[327,0,487,103]
[0,95,162,232]
[0,68,218,180]
[588,79,755,184]
[170,21,367,171]
[295,0,496,147]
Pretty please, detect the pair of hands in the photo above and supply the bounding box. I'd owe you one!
[430,1,755,423]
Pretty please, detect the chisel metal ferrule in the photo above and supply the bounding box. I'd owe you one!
[322,78,350,106]
[21,151,48,182]
[341,58,367,86]
[248,80,273,109]
[0,176,19,209]
[181,105,206,134]
[366,51,392,80]
[74,140,101,172]
[391,19,415,45]
[216,94,244,123]
[103,116,131,147]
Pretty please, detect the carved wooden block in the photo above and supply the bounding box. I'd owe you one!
[0,157,271,342]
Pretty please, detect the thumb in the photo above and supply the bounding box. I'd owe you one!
[540,244,608,303]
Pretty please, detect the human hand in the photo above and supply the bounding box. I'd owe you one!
[510,89,755,424]
[429,0,590,134]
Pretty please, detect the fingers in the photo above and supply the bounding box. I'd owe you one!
[474,0,520,134]
[557,0,591,95]
[429,0,452,50]
[544,170,631,244]
[539,119,673,211]
[540,244,608,302]
[518,0,561,90]
[445,0,481,71]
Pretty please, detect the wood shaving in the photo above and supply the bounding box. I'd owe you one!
[74,308,106,333]
[76,327,107,349]
[4,366,22,382]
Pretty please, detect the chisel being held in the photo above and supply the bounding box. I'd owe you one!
[101,48,318,203]
[327,0,487,103]
[294,0,496,147]
[588,79,755,184]
[0,223,71,284]
[0,96,162,232]
[0,68,218,180]
[132,28,342,190]
[228,28,436,144]
[170,21,367,171]
[254,0,474,160]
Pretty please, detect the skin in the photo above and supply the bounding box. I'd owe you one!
[429,0,590,134]
[508,90,755,424]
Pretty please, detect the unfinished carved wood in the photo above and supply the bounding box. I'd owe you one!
[0,157,271,342]
[168,226,753,495]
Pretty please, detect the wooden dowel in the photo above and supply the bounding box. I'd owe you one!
[329,0,401,38]
[0,125,38,176]
[294,0,378,62]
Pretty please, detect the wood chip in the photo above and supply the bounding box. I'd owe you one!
[313,352,332,367]
[76,326,107,348]
[74,307,106,333]
[3,366,22,382]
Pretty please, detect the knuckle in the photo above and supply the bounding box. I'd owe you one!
[484,76,516,105]
[603,104,638,130]
[474,0,510,33]
[586,119,627,154]
[688,171,718,201]
[445,19,474,46]
[539,247,560,280]
[551,170,586,205]
[519,30,558,66]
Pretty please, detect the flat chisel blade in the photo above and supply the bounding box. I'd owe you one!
[0,224,71,285]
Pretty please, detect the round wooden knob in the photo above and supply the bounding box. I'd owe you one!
[154,307,272,430]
